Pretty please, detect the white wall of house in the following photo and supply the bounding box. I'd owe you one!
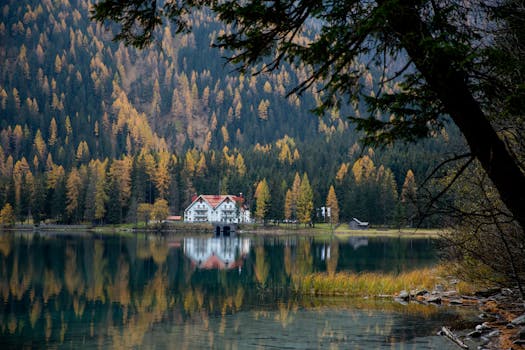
[214,199,238,223]
[184,200,213,222]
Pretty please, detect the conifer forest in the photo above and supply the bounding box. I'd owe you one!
[0,0,463,226]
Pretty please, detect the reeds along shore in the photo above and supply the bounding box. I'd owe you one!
[293,267,476,297]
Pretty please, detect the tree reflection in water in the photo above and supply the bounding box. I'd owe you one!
[0,233,470,349]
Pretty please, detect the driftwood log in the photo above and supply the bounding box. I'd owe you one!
[440,326,469,349]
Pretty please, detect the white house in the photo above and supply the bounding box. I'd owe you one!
[184,194,252,223]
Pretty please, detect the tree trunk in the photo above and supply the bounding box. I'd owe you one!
[387,1,525,230]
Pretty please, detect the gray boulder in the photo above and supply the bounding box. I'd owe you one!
[427,296,442,304]
[398,290,409,301]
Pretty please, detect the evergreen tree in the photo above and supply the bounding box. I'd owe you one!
[376,166,398,225]
[51,175,66,223]
[83,176,96,223]
[31,178,46,225]
[106,179,122,224]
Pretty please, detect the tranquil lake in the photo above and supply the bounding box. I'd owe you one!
[0,232,476,349]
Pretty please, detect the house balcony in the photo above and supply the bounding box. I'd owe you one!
[220,214,237,222]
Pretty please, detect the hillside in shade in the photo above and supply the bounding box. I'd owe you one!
[0,0,460,225]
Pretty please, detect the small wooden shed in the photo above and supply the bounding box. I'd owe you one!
[349,218,369,230]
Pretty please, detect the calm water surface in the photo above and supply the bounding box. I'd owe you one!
[0,232,475,349]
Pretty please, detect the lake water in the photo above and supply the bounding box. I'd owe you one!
[0,232,476,349]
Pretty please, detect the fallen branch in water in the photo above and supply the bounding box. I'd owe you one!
[439,326,469,349]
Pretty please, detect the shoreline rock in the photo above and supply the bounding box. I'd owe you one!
[395,286,525,349]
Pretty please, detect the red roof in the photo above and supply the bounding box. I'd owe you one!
[192,254,245,270]
[195,195,244,209]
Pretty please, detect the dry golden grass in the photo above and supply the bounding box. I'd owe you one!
[294,266,475,297]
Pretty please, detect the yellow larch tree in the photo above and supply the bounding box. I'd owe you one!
[48,118,58,146]
[278,143,292,164]
[352,155,376,183]
[401,169,417,203]
[255,179,271,223]
[235,153,246,176]
[154,151,171,199]
[0,203,15,227]
[296,173,313,225]
[12,157,30,211]
[66,168,82,218]
[221,125,229,144]
[291,172,301,218]
[184,150,196,174]
[33,129,47,162]
[325,185,340,224]
[335,163,349,182]
[192,152,204,175]
[284,189,293,221]
[108,156,132,206]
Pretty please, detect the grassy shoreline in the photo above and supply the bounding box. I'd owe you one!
[292,266,476,297]
[3,221,445,238]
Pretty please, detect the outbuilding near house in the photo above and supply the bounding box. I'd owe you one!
[349,217,369,230]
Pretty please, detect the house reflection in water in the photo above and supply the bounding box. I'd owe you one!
[348,236,368,250]
[183,237,251,272]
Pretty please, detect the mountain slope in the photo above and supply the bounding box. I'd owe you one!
[0,0,459,225]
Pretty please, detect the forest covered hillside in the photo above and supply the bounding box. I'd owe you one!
[0,0,461,225]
